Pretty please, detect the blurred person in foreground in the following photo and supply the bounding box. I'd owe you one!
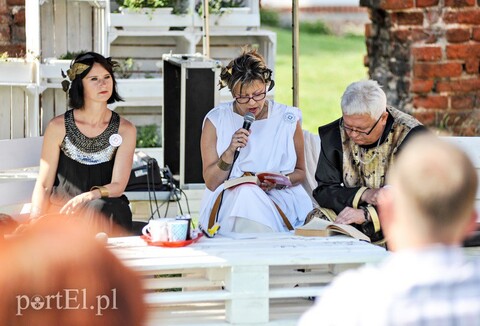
[0,215,146,325]
[199,48,312,233]
[299,134,480,325]
[312,80,426,244]
[29,52,136,234]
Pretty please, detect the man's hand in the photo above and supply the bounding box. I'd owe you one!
[336,207,365,225]
[361,188,382,206]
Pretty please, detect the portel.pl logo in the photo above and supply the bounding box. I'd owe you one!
[16,288,118,316]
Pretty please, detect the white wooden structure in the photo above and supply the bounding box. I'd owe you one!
[0,0,276,139]
[108,233,388,325]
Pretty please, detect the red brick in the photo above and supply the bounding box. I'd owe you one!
[446,28,471,43]
[393,11,424,25]
[365,23,373,38]
[11,25,25,43]
[411,79,435,93]
[6,0,24,5]
[412,110,437,125]
[412,46,442,61]
[413,95,449,109]
[0,13,10,25]
[0,25,10,43]
[380,0,414,10]
[0,1,7,14]
[444,9,480,24]
[392,28,436,43]
[437,78,480,92]
[0,44,25,56]
[416,0,440,7]
[446,43,480,59]
[465,58,480,74]
[473,27,480,41]
[451,95,474,110]
[445,0,475,6]
[414,62,463,78]
[13,8,24,25]
[363,54,369,67]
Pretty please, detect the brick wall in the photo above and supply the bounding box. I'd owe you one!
[0,0,25,56]
[361,0,480,136]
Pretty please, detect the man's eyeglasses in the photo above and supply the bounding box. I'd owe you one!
[340,115,382,136]
[234,92,267,104]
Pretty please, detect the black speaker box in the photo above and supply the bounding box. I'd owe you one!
[163,55,220,188]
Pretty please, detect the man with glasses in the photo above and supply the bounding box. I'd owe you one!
[311,80,426,243]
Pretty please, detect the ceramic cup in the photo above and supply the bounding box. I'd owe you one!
[176,214,192,240]
[167,220,189,242]
[142,219,172,242]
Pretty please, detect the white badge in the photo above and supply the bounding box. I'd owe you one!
[109,134,122,147]
[284,112,296,124]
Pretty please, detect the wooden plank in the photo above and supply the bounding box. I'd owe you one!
[40,0,55,58]
[78,2,93,51]
[11,87,26,138]
[0,180,36,207]
[54,0,68,56]
[41,89,55,132]
[54,88,68,115]
[0,87,12,139]
[0,136,43,170]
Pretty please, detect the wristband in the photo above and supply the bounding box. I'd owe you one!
[90,186,109,198]
[217,157,232,171]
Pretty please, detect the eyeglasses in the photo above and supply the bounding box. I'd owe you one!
[340,115,382,136]
[234,92,267,104]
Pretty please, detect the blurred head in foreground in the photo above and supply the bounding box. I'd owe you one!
[379,134,478,251]
[0,215,146,326]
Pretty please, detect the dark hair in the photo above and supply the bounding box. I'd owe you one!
[219,47,275,93]
[68,52,124,109]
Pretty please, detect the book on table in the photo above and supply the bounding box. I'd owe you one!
[224,172,292,190]
[294,217,371,242]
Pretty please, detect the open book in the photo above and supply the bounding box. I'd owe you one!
[295,217,371,242]
[224,172,292,190]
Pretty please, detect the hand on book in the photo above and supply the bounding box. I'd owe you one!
[336,207,365,225]
[224,172,292,190]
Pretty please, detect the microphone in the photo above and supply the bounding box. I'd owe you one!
[233,112,255,162]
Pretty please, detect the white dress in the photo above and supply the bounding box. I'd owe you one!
[199,100,313,233]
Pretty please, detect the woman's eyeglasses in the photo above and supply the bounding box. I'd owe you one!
[340,115,382,136]
[234,92,267,104]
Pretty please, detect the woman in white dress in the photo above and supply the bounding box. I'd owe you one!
[199,48,312,233]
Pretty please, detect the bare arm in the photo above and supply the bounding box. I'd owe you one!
[105,117,137,196]
[30,117,65,219]
[201,118,249,191]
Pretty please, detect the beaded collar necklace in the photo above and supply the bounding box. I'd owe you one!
[352,134,382,165]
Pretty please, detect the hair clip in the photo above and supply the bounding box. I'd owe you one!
[66,63,90,81]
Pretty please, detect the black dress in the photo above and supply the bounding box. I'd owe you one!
[50,109,132,233]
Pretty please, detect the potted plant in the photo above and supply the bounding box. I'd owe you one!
[111,0,190,31]
[194,0,255,30]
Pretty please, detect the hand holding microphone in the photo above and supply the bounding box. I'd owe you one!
[233,112,255,163]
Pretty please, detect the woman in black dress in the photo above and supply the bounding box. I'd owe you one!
[30,52,136,233]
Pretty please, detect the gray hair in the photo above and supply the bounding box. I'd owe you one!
[340,80,387,119]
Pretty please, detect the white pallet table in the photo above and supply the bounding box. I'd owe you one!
[108,233,388,325]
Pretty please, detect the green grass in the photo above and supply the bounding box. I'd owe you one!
[268,27,368,133]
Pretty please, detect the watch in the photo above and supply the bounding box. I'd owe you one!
[361,206,370,223]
